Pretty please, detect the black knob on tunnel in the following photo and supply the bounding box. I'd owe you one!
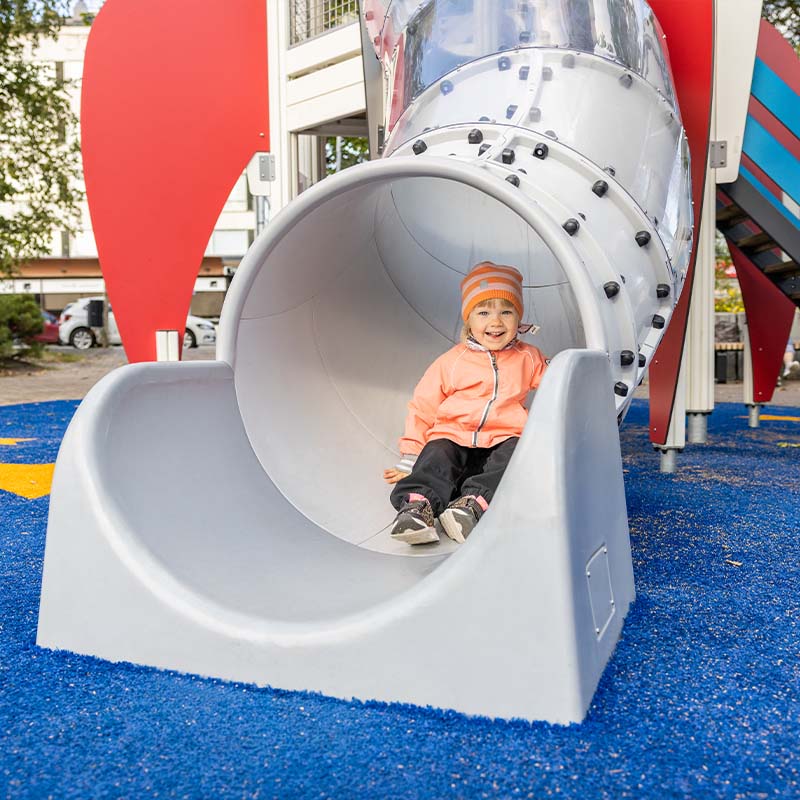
[652,315,666,329]
[563,218,579,235]
[412,140,427,155]
[638,353,647,367]
[533,143,548,159]
[506,174,520,187]
[603,281,620,298]
[501,148,515,164]
[656,284,670,299]
[635,231,651,247]
[614,382,629,397]
[592,180,608,197]
[620,350,635,366]
[468,129,484,144]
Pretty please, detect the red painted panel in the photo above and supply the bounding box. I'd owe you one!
[388,32,406,131]
[82,0,269,362]
[363,0,388,50]
[728,241,796,403]
[647,0,715,445]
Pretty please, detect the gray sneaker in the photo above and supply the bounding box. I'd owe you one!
[439,496,483,543]
[390,499,439,545]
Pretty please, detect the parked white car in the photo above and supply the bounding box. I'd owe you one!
[58,297,216,350]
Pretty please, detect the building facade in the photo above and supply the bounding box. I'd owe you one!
[3,1,369,317]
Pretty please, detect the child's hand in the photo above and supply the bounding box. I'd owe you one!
[383,468,408,484]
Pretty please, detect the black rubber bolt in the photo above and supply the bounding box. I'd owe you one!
[533,143,549,160]
[468,129,483,144]
[652,315,666,329]
[635,231,651,247]
[656,283,670,299]
[614,382,629,397]
[412,140,427,155]
[620,350,635,366]
[563,218,580,235]
[592,180,609,197]
[604,281,620,298]
[501,148,515,164]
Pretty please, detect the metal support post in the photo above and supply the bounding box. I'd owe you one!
[742,316,761,427]
[686,165,716,443]
[658,351,687,473]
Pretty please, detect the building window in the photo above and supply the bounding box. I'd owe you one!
[207,230,250,257]
[289,0,359,46]
[223,174,249,213]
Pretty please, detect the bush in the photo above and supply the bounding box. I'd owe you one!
[0,294,44,360]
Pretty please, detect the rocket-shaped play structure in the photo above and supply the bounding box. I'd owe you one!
[38,0,710,723]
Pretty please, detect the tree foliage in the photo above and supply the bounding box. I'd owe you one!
[762,0,800,49]
[325,137,369,175]
[0,293,44,359]
[0,0,83,276]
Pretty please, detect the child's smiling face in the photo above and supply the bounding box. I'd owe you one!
[467,299,520,351]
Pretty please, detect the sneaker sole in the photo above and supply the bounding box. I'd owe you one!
[391,526,440,545]
[438,510,466,544]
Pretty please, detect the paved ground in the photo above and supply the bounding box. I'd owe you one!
[2,399,799,798]
[2,344,799,408]
[0,346,215,406]
[632,374,800,407]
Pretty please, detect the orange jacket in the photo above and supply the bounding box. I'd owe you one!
[399,340,548,454]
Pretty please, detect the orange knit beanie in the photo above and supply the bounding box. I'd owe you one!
[461,262,524,321]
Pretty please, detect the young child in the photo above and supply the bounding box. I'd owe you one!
[384,262,548,545]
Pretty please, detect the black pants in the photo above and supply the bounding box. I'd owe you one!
[390,437,519,516]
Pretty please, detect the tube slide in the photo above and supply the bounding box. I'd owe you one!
[37,0,692,723]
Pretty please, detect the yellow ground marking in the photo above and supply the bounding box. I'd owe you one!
[0,438,35,446]
[0,463,55,499]
[737,415,800,423]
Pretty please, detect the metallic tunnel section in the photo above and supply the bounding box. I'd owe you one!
[227,166,587,548]
[371,0,692,288]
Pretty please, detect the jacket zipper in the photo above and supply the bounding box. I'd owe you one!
[473,351,499,446]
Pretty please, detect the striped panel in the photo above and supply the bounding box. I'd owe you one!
[739,165,800,227]
[741,152,783,204]
[743,116,800,206]
[750,58,800,139]
[755,18,800,97]
[748,96,800,161]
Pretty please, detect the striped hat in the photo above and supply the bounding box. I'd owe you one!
[461,262,524,321]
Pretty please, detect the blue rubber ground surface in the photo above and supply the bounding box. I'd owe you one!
[1,399,798,799]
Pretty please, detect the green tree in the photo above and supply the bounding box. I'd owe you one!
[762,0,800,49]
[714,233,743,313]
[0,0,83,277]
[326,136,369,175]
[0,294,44,359]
